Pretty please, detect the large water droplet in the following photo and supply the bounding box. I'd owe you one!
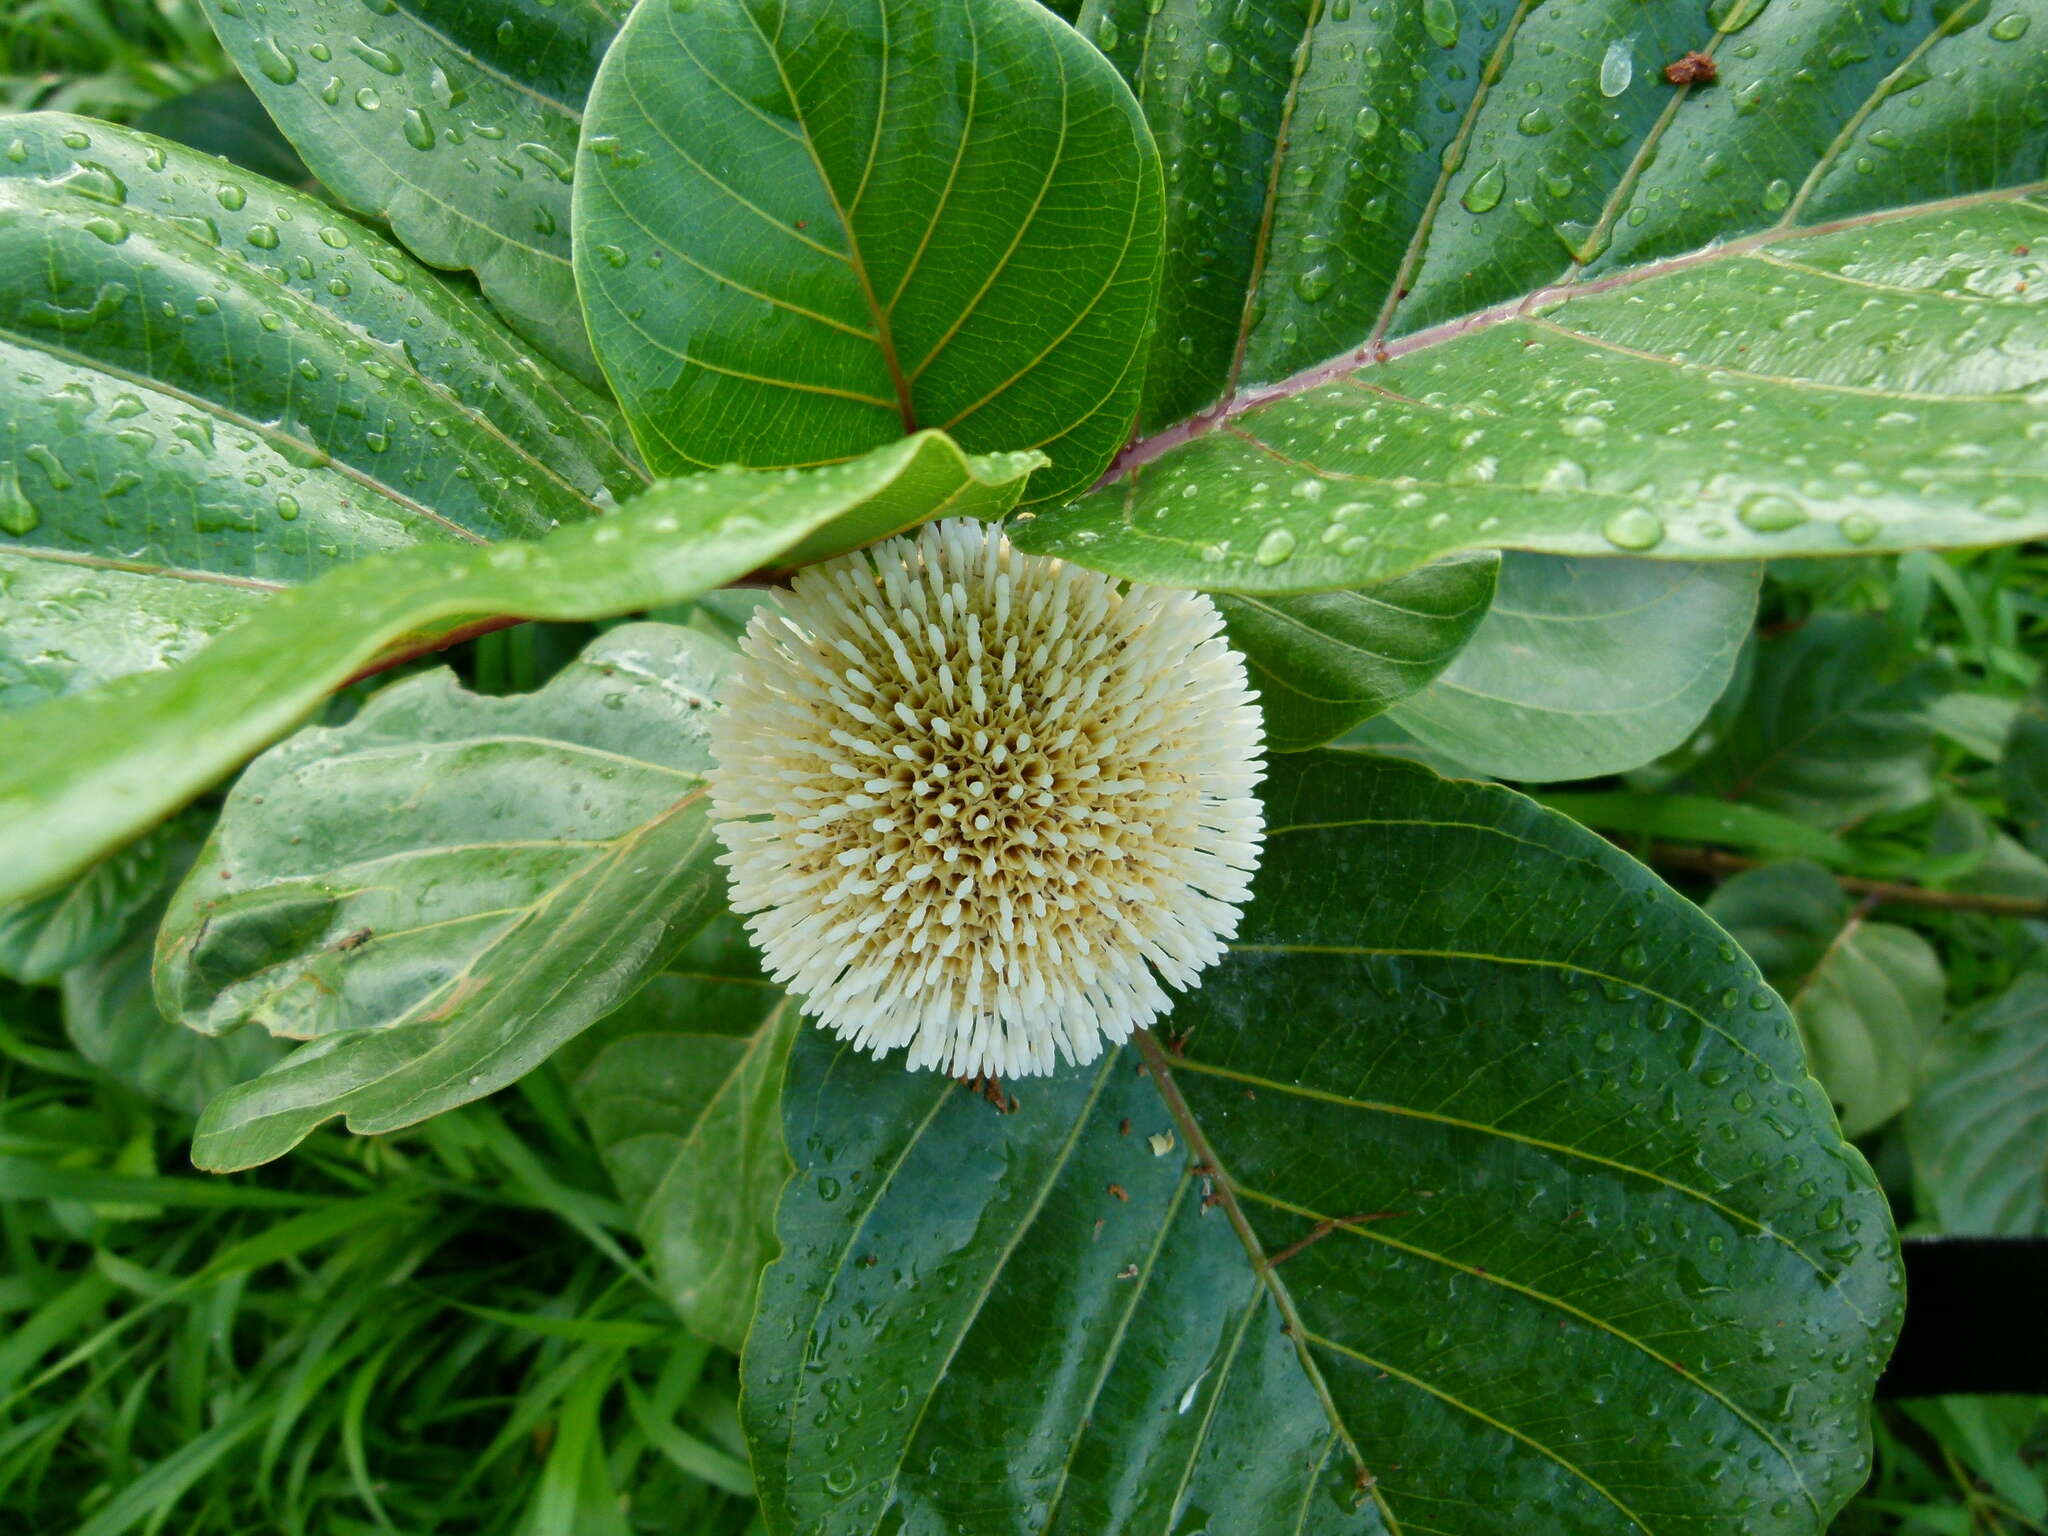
[1353,104,1382,140]
[1293,265,1333,302]
[1254,527,1298,566]
[1737,492,1806,532]
[0,464,42,536]
[1204,41,1233,74]
[1599,39,1634,97]
[1461,162,1505,213]
[1602,506,1665,550]
[1838,513,1880,544]
[256,37,297,84]
[1760,177,1792,212]
[1422,0,1459,48]
[1990,11,2030,38]
[402,106,435,151]
[350,37,405,75]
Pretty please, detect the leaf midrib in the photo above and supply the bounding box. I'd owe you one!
[1101,180,2048,488]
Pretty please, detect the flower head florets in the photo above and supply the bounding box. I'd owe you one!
[708,519,1264,1079]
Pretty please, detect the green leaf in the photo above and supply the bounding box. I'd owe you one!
[743,751,1900,1536]
[0,112,641,711]
[1906,969,2048,1236]
[1384,554,1759,782]
[2002,674,2048,855]
[559,916,798,1352]
[1216,550,1496,751]
[1706,861,1944,1137]
[0,430,1038,905]
[161,623,733,1170]
[1688,614,1952,829]
[1015,1,2048,590]
[0,815,185,983]
[573,0,1163,503]
[196,0,630,379]
[1531,791,1851,866]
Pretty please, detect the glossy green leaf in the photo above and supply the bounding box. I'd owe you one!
[0,815,185,984]
[573,0,1163,502]
[560,916,797,1352]
[198,0,630,378]
[1706,861,1944,1137]
[2002,674,2048,855]
[0,112,641,711]
[161,624,733,1170]
[1905,969,2048,1237]
[1216,550,1496,751]
[1016,0,2048,590]
[1686,615,1952,829]
[1385,554,1759,782]
[743,752,1900,1536]
[0,430,1038,905]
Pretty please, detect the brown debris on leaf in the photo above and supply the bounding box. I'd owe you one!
[1663,50,1718,85]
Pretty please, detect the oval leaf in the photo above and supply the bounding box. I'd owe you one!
[0,431,1040,904]
[163,624,736,1169]
[0,112,641,708]
[742,751,1901,1536]
[1016,1,2048,588]
[574,0,1163,502]
[197,0,630,378]
[1385,554,1759,782]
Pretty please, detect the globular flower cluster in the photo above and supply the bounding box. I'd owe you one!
[707,518,1265,1080]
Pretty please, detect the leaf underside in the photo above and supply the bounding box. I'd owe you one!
[575,0,1164,503]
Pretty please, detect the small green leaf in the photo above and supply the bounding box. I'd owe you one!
[197,0,630,379]
[1689,614,1953,829]
[1385,554,1760,782]
[1707,861,1943,1136]
[166,624,735,1170]
[744,752,1900,1535]
[1216,551,1496,752]
[1906,969,2048,1236]
[560,917,798,1352]
[574,0,1163,502]
[0,113,640,711]
[0,431,1038,905]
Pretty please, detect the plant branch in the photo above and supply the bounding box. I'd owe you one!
[1644,842,2048,918]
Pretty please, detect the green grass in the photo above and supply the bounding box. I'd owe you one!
[1,0,225,121]
[0,986,761,1536]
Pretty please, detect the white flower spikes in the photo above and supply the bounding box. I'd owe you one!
[707,519,1265,1080]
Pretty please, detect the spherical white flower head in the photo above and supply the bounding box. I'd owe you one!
[708,518,1265,1080]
